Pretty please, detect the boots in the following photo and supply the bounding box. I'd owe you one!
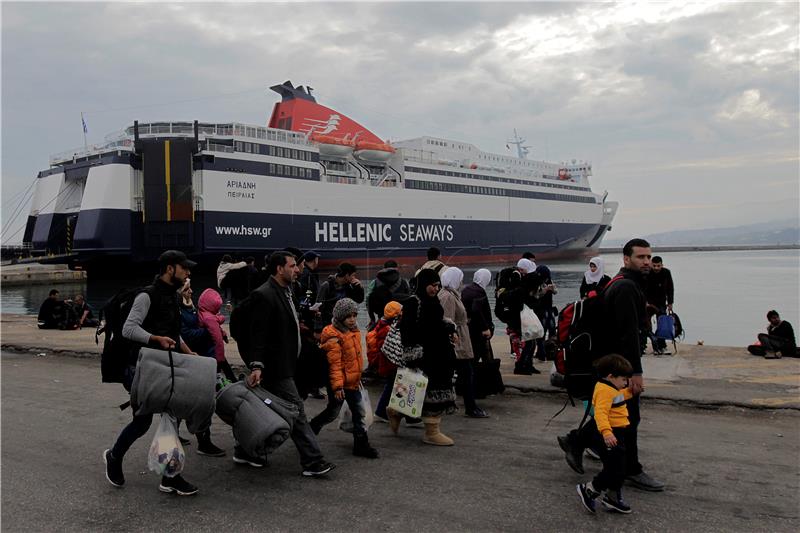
[422,416,454,446]
[353,434,379,459]
[386,408,403,435]
[196,429,226,457]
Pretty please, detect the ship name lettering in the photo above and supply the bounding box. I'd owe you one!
[315,222,392,243]
[399,223,454,242]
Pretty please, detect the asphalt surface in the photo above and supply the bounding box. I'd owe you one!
[2,351,799,532]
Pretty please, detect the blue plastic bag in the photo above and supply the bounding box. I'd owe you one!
[655,314,676,340]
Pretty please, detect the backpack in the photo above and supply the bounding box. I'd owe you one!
[228,290,262,366]
[556,275,623,400]
[97,286,150,384]
[494,267,518,298]
[494,288,514,324]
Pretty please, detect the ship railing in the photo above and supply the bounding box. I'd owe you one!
[206,143,234,154]
[49,139,134,165]
[121,122,313,147]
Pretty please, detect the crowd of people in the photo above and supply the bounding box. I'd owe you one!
[37,289,98,330]
[27,238,785,512]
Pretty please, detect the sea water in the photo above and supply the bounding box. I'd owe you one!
[2,249,797,347]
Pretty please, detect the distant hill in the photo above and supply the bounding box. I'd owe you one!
[604,219,800,247]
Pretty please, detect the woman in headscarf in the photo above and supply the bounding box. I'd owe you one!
[439,268,488,418]
[579,257,611,299]
[392,268,458,445]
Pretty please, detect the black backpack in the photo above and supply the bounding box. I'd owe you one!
[97,287,150,384]
[229,290,263,366]
[557,275,623,400]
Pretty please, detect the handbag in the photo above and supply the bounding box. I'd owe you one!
[380,314,424,366]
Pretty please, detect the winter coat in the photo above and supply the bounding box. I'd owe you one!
[198,289,227,363]
[247,277,301,379]
[461,282,494,361]
[367,268,411,322]
[366,317,398,377]
[646,267,675,308]
[438,287,474,360]
[320,324,364,391]
[315,275,365,331]
[580,275,612,299]
[217,261,247,288]
[179,303,215,358]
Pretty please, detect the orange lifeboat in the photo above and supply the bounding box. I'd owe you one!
[310,133,355,157]
[354,140,396,163]
[557,168,572,180]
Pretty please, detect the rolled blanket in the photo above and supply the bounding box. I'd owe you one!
[215,381,299,459]
[130,347,217,434]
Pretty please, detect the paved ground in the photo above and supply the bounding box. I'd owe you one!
[2,351,799,532]
[4,313,799,409]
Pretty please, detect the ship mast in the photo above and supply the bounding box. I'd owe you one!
[507,129,531,159]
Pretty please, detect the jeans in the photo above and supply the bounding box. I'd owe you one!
[310,386,367,437]
[111,412,154,459]
[262,377,324,468]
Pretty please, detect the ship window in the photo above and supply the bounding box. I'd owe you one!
[292,149,298,159]
[269,163,275,174]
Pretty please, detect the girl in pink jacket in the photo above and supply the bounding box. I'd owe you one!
[198,288,235,381]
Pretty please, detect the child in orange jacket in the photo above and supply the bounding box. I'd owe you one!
[308,298,379,459]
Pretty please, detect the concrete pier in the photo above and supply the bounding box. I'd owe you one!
[0,263,86,286]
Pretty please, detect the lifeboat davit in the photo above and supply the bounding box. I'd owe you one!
[311,134,355,157]
[354,140,396,163]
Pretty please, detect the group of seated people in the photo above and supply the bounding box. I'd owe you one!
[37,289,98,330]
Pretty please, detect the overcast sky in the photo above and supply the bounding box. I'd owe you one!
[2,1,798,244]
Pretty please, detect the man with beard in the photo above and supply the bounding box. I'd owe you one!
[103,250,200,496]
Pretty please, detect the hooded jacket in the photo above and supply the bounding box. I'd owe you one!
[320,323,364,391]
[198,288,227,363]
[367,267,411,322]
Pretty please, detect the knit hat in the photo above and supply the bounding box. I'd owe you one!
[332,298,359,322]
[383,301,402,319]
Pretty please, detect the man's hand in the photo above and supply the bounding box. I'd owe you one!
[482,329,492,339]
[246,369,261,387]
[335,389,345,401]
[667,304,673,313]
[350,277,361,287]
[450,333,459,345]
[151,335,176,350]
[603,433,618,448]
[629,375,644,395]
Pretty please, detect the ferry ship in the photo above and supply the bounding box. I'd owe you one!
[22,81,617,270]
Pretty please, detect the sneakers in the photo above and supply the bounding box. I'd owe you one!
[576,483,600,514]
[159,474,198,496]
[197,441,226,457]
[353,435,379,459]
[465,408,490,418]
[233,446,267,468]
[626,471,665,492]
[557,432,584,474]
[302,460,335,477]
[103,449,125,488]
[601,491,632,514]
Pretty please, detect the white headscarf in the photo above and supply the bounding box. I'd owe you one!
[516,258,536,274]
[584,256,604,284]
[473,268,492,289]
[440,266,464,290]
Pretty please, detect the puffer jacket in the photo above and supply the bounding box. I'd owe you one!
[438,287,474,360]
[320,323,363,391]
[198,288,227,363]
[366,317,398,377]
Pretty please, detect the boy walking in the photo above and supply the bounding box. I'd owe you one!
[576,354,635,514]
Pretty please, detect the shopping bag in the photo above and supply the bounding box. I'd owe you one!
[381,322,424,366]
[147,414,185,478]
[520,305,544,341]
[388,367,428,418]
[655,314,676,340]
[338,384,374,433]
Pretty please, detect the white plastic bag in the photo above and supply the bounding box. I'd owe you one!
[388,367,428,418]
[147,414,185,478]
[339,384,374,433]
[520,305,544,341]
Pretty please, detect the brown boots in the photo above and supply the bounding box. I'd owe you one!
[386,409,402,435]
[422,416,454,446]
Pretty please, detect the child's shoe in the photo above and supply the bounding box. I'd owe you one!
[353,434,379,459]
[601,490,632,514]
[576,482,600,514]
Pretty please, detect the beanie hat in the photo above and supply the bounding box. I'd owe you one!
[383,301,402,319]
[332,298,359,323]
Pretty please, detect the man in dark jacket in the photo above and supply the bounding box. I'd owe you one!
[103,250,202,496]
[645,256,675,353]
[315,262,364,332]
[367,260,411,326]
[245,251,334,477]
[750,310,797,358]
[298,250,321,305]
[601,238,664,492]
[37,289,66,329]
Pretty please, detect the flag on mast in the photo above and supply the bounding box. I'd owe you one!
[81,113,88,134]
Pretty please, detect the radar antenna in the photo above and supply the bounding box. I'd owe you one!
[507,129,531,159]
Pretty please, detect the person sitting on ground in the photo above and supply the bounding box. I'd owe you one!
[580,257,611,299]
[575,354,635,515]
[72,294,99,328]
[37,289,66,329]
[309,298,379,459]
[748,310,797,358]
